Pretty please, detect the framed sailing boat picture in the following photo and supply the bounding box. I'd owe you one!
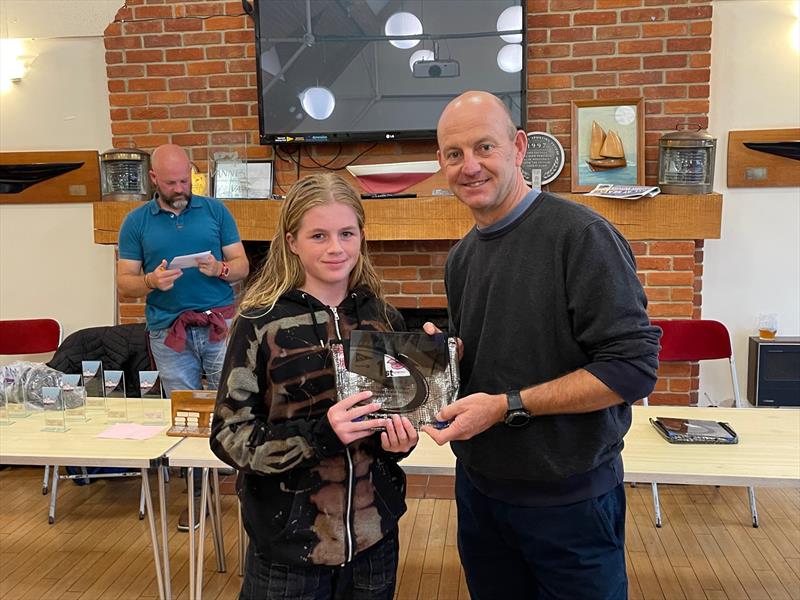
[570,98,644,192]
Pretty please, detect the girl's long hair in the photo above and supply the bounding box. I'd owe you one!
[239,173,384,313]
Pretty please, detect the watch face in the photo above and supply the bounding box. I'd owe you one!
[505,410,531,428]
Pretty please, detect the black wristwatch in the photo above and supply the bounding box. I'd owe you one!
[504,390,531,427]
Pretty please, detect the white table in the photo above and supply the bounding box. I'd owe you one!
[161,406,800,598]
[395,406,800,486]
[0,409,181,600]
[622,405,800,487]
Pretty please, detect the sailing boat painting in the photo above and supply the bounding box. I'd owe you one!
[571,98,644,192]
[587,122,626,170]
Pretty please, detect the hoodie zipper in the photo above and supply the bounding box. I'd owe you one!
[328,304,355,565]
[329,306,343,340]
[343,445,355,564]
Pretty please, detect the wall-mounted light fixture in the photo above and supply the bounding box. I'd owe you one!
[0,39,36,91]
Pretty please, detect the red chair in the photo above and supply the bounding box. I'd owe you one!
[644,319,758,527]
[0,318,62,355]
[0,318,63,497]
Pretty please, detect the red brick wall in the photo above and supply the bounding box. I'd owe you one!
[106,0,712,404]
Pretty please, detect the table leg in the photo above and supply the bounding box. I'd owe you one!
[139,477,147,520]
[48,465,59,524]
[158,465,172,599]
[141,468,166,600]
[195,468,210,600]
[209,469,226,573]
[188,467,196,600]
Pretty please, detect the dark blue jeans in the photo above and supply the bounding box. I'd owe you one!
[239,529,399,600]
[456,462,627,600]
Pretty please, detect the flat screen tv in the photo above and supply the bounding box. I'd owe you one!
[254,0,526,145]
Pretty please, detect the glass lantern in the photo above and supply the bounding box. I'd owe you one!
[100,148,151,201]
[658,125,717,194]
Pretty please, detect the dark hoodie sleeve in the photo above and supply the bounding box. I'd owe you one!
[565,220,662,403]
[210,315,345,475]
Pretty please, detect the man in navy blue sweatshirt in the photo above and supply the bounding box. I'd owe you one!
[422,91,661,600]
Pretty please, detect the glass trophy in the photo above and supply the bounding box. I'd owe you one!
[139,370,166,424]
[81,360,105,405]
[332,331,460,430]
[104,370,128,422]
[41,386,69,432]
[0,379,12,425]
[3,368,29,419]
[61,374,88,422]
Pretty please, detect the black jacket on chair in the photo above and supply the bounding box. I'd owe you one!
[47,323,151,397]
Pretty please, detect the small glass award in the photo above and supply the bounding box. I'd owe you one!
[81,360,105,401]
[139,370,166,424]
[4,369,29,419]
[61,374,88,422]
[332,331,460,430]
[41,386,69,432]
[0,381,12,426]
[104,370,128,422]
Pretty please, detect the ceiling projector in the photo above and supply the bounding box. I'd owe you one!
[412,59,460,78]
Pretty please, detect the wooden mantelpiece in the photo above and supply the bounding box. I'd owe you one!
[93,193,722,244]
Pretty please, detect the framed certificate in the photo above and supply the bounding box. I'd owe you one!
[213,159,273,199]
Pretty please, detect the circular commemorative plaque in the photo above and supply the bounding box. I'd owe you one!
[521,132,565,186]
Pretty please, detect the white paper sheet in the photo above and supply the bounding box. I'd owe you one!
[168,250,212,270]
[96,423,167,440]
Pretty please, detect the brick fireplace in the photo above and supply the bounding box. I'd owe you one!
[104,0,714,405]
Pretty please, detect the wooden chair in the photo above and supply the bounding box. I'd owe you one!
[645,319,758,528]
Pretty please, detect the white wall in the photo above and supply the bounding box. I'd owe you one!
[1,0,798,392]
[703,0,800,405]
[0,1,120,356]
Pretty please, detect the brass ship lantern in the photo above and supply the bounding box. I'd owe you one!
[100,148,152,201]
[658,125,717,194]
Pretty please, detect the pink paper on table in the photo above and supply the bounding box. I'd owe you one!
[96,423,166,440]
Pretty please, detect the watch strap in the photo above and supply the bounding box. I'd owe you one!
[504,389,531,427]
[506,390,524,412]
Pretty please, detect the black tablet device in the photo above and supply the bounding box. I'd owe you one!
[650,417,739,444]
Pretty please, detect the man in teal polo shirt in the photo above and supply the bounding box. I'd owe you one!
[118,144,248,530]
[118,144,249,394]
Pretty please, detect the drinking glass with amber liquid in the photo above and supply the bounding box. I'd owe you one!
[757,313,778,339]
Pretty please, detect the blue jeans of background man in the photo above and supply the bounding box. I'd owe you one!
[455,461,627,600]
[148,323,228,396]
[239,528,399,600]
[150,322,229,503]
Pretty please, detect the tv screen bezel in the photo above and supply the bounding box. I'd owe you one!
[253,0,528,145]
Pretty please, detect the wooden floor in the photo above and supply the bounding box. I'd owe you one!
[0,466,798,599]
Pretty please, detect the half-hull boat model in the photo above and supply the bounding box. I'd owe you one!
[586,121,626,171]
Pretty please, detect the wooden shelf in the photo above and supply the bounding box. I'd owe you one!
[93,192,722,244]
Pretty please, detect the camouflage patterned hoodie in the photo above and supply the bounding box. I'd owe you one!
[210,287,408,566]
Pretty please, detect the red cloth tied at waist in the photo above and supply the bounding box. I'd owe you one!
[164,304,236,353]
